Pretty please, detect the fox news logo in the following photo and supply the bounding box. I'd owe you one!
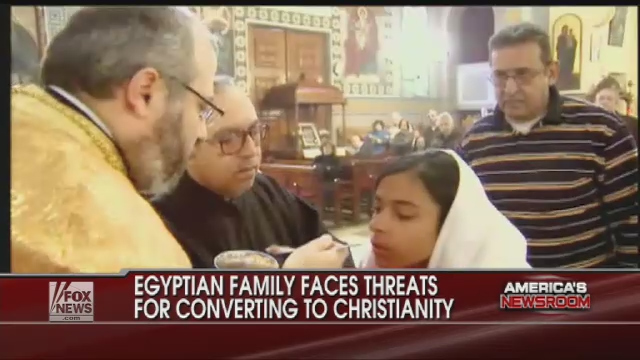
[499,281,590,311]
[49,281,94,322]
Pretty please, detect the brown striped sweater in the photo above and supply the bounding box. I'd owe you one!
[460,87,638,268]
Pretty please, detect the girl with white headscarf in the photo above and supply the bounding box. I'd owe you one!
[362,149,530,269]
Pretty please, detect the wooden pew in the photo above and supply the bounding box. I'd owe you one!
[260,162,353,225]
[263,158,313,166]
[347,157,394,220]
[261,156,394,225]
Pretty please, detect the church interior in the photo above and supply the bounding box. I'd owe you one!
[11,6,638,264]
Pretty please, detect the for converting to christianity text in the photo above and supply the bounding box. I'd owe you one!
[133,274,455,321]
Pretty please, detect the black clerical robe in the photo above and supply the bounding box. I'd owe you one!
[153,173,355,268]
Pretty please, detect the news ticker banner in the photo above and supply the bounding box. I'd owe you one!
[1,271,639,323]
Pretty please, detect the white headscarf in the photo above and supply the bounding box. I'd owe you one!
[362,149,531,269]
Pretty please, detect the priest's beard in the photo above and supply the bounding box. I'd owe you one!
[127,102,188,201]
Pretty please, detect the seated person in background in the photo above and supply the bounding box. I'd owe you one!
[366,120,391,155]
[154,77,354,269]
[428,109,438,121]
[422,111,439,148]
[388,112,403,138]
[430,112,463,149]
[413,135,427,151]
[356,136,375,158]
[362,149,530,269]
[398,118,413,132]
[313,142,343,208]
[390,119,414,155]
[318,128,331,146]
[345,135,364,156]
[590,77,638,145]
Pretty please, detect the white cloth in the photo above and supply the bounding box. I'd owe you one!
[362,149,531,269]
[507,115,544,135]
[48,86,114,139]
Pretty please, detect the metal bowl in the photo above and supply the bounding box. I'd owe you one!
[214,250,279,269]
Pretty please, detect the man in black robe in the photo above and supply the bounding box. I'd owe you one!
[153,77,354,268]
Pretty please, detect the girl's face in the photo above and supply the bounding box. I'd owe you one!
[399,120,410,131]
[369,171,440,268]
[595,88,620,113]
[374,123,383,131]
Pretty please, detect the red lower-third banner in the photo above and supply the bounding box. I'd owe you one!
[0,271,639,358]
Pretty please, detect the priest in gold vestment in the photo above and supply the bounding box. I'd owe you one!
[11,7,217,273]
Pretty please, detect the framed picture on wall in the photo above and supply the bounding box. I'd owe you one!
[589,32,603,62]
[552,14,583,92]
[607,7,628,47]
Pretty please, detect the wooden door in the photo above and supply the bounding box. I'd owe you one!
[285,30,331,133]
[247,26,288,155]
[247,26,287,104]
[285,30,329,83]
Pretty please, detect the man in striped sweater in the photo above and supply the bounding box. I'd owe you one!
[460,23,638,268]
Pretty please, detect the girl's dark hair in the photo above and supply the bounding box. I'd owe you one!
[372,120,385,130]
[586,76,622,102]
[398,119,410,130]
[375,150,460,230]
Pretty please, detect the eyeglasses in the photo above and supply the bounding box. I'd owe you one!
[181,83,225,126]
[488,67,546,88]
[208,122,268,155]
[166,75,225,125]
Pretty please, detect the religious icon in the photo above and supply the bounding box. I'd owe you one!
[343,7,380,77]
[206,6,234,77]
[355,8,369,50]
[552,14,583,91]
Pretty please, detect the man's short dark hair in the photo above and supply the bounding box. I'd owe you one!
[41,6,197,99]
[488,23,553,65]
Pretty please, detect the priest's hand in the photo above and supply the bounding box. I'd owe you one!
[267,235,349,269]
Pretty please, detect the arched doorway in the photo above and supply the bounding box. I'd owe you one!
[445,7,495,117]
[448,7,495,64]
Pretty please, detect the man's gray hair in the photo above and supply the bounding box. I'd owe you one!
[488,22,553,65]
[41,6,197,99]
